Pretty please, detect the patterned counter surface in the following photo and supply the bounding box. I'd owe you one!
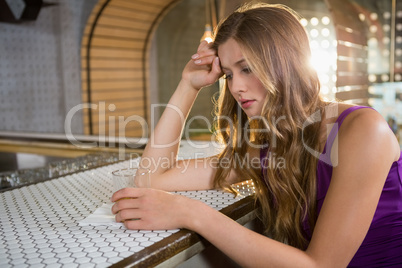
[0,160,256,268]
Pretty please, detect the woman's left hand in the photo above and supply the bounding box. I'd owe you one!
[111,187,194,230]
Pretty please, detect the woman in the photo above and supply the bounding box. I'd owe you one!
[111,3,402,267]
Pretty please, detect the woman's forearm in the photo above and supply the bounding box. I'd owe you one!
[140,79,198,175]
[185,199,315,268]
[139,41,221,187]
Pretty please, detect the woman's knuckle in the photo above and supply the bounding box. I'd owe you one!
[120,188,130,195]
[119,209,129,219]
[113,203,119,213]
[124,220,133,229]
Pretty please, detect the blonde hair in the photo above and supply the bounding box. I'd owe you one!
[212,3,324,249]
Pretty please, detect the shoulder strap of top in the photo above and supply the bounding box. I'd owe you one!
[320,106,372,165]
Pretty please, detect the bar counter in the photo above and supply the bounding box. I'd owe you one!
[0,144,258,267]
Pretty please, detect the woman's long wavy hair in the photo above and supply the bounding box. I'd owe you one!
[212,3,325,249]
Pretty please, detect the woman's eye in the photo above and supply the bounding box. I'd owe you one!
[242,67,251,74]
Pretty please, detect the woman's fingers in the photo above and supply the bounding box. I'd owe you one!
[110,188,189,230]
[181,41,222,90]
[115,206,142,222]
[123,218,151,230]
[197,40,211,52]
[111,196,139,214]
[112,195,144,223]
[192,41,216,64]
[211,57,222,75]
[111,187,142,202]
[192,54,217,66]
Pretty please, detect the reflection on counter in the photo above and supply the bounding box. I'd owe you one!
[0,152,127,191]
[0,152,69,172]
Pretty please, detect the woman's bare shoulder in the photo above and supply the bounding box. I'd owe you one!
[338,105,400,161]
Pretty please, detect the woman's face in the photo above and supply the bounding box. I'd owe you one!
[218,38,268,117]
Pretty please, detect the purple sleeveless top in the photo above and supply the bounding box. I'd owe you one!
[261,106,402,267]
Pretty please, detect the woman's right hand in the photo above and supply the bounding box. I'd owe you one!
[182,40,222,91]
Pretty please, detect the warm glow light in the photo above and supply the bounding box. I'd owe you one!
[344,41,353,47]
[369,25,377,33]
[310,29,319,37]
[310,40,319,49]
[321,40,330,48]
[369,49,377,57]
[321,16,330,25]
[368,38,378,45]
[310,51,331,72]
[320,74,330,83]
[321,86,329,94]
[369,74,377,82]
[201,24,213,43]
[383,12,391,19]
[310,17,319,26]
[310,49,336,96]
[345,27,353,33]
[305,17,336,100]
[321,28,330,37]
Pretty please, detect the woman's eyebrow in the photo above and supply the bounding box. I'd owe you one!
[221,66,231,72]
[221,59,246,71]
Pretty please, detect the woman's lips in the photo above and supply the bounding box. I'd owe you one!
[240,99,255,108]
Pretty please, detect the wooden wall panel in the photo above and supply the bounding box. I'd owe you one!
[83,59,142,69]
[92,27,148,40]
[335,74,369,87]
[87,110,146,125]
[337,60,367,73]
[337,43,368,59]
[336,26,366,45]
[81,48,142,59]
[85,80,144,90]
[325,0,369,104]
[89,37,144,49]
[81,0,177,137]
[103,7,158,21]
[82,70,143,80]
[84,90,144,102]
[111,1,163,12]
[336,88,369,100]
[95,16,151,30]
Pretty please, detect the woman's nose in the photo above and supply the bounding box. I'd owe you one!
[231,76,247,94]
